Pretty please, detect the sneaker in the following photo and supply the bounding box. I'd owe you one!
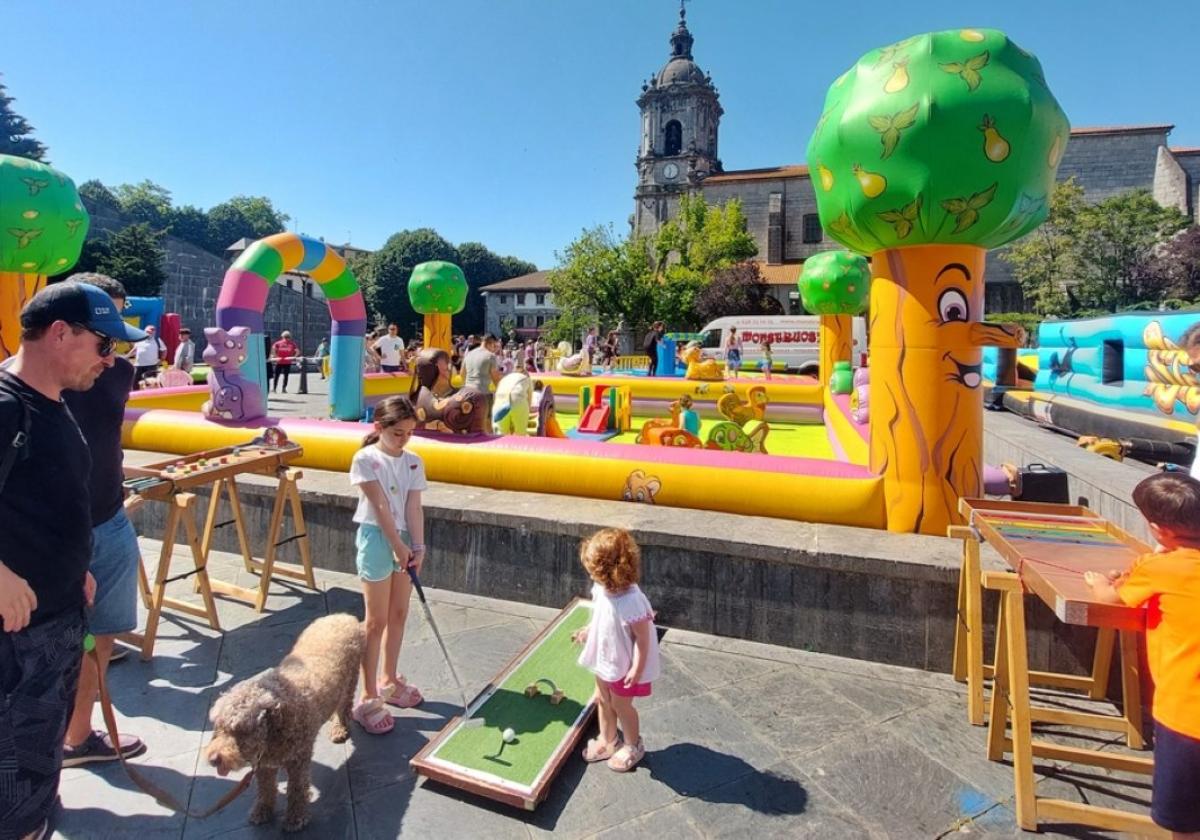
[61,730,146,767]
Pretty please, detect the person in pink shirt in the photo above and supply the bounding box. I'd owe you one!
[270,331,300,393]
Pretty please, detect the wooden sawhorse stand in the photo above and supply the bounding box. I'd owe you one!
[197,467,315,612]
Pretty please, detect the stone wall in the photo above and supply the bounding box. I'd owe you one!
[82,199,332,360]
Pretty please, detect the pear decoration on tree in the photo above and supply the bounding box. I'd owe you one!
[0,154,90,359]
[408,261,467,353]
[806,28,1068,534]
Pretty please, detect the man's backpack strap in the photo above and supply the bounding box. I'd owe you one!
[0,380,31,494]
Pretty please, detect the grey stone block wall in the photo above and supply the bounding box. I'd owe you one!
[82,200,332,359]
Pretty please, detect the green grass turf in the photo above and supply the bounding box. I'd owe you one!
[555,411,837,460]
[431,602,595,787]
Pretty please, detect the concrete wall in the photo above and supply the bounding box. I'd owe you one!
[83,199,332,359]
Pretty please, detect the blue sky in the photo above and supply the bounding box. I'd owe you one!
[5,0,1197,269]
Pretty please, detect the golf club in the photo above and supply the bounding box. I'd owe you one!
[406,565,484,728]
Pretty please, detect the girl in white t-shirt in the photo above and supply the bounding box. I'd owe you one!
[349,396,428,735]
[572,528,660,772]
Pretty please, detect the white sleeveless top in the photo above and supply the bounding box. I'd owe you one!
[578,583,661,684]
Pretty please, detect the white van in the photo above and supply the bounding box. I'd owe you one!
[695,315,867,374]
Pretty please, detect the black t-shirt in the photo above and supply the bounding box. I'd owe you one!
[63,357,135,525]
[0,371,93,626]
[643,330,660,354]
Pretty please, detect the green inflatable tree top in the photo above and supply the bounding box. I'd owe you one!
[806,29,1069,253]
[408,260,467,315]
[0,154,89,273]
[799,250,870,315]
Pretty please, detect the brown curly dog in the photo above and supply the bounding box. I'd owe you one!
[205,613,364,832]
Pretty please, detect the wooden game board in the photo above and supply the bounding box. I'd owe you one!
[411,599,597,810]
[121,433,314,658]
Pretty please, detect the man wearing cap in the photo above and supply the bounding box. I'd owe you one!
[0,281,146,840]
[58,274,148,770]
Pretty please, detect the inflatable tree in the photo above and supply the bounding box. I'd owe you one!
[0,155,89,359]
[807,29,1068,534]
[408,261,466,353]
[798,250,869,385]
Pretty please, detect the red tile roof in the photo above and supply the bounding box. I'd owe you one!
[704,165,809,184]
[479,270,551,292]
[1069,124,1173,136]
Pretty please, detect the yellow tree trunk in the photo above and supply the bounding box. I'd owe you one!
[0,272,47,361]
[423,313,452,353]
[869,245,1000,535]
[818,315,852,385]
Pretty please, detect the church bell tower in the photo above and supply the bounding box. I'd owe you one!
[633,3,723,237]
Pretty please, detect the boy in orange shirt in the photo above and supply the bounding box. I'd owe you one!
[1086,473,1200,838]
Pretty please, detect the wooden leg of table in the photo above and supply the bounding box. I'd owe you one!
[1089,626,1116,701]
[952,537,969,683]
[285,473,316,590]
[986,586,1010,763]
[136,556,152,609]
[1119,631,1146,750]
[180,494,221,631]
[1003,589,1038,832]
[200,478,223,561]
[254,479,289,612]
[142,504,181,661]
[226,477,255,573]
[963,537,985,726]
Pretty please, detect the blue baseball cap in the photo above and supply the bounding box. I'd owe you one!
[21,281,148,342]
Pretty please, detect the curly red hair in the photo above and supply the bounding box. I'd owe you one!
[579,528,641,591]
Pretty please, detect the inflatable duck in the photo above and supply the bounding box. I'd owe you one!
[557,340,592,376]
[717,385,768,425]
[682,342,724,381]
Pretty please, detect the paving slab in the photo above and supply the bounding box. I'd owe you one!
[52,539,1143,839]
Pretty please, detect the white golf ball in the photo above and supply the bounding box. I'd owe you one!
[502,728,516,743]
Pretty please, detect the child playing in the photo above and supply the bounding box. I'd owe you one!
[572,528,660,772]
[724,326,742,379]
[760,340,774,380]
[349,396,428,735]
[1085,473,1200,837]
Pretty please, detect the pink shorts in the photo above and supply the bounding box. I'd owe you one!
[601,677,652,698]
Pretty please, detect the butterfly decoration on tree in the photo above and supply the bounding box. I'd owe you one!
[940,51,990,91]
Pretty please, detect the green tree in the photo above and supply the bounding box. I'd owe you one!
[456,242,536,335]
[651,192,757,276]
[69,223,167,296]
[366,228,460,333]
[0,76,48,161]
[694,262,783,324]
[114,180,175,230]
[168,204,210,250]
[204,195,289,253]
[78,179,119,208]
[1002,179,1085,316]
[548,225,656,338]
[1150,226,1200,302]
[1072,190,1190,312]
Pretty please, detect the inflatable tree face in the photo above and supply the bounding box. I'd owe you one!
[799,250,869,384]
[807,29,1068,534]
[0,155,89,359]
[408,261,467,352]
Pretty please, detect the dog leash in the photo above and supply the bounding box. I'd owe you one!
[89,637,254,818]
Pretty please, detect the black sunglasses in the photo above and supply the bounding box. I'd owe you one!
[71,323,116,358]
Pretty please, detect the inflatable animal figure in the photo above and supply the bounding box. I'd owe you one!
[409,348,487,434]
[717,385,768,424]
[851,366,870,424]
[637,399,682,444]
[706,420,768,454]
[558,346,592,376]
[1143,321,1200,415]
[622,469,661,504]
[681,342,723,381]
[532,383,566,437]
[201,326,266,422]
[493,371,533,435]
[645,427,703,447]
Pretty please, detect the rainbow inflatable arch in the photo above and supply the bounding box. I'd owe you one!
[217,232,366,420]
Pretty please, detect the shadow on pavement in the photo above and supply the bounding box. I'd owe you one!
[645,742,808,812]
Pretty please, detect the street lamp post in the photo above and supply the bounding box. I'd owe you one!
[299,277,309,395]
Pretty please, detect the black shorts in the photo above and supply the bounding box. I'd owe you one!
[1153,718,1200,832]
[0,609,85,838]
[381,364,401,373]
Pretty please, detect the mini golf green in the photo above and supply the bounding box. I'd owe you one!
[426,601,595,792]
[554,410,838,459]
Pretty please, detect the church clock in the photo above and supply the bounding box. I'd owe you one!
[663,162,680,180]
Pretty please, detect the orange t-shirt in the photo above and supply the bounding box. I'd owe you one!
[1117,547,1200,739]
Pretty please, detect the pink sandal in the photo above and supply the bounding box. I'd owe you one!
[352,698,394,734]
[381,679,423,709]
[608,738,645,772]
[582,737,621,762]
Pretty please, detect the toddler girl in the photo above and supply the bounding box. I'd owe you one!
[760,340,773,380]
[573,528,660,772]
[349,396,428,734]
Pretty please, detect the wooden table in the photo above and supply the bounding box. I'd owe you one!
[955,498,1164,836]
[121,438,315,659]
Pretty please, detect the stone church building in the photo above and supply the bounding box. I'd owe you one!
[484,7,1200,334]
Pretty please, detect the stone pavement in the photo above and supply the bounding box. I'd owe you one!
[50,539,1155,839]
